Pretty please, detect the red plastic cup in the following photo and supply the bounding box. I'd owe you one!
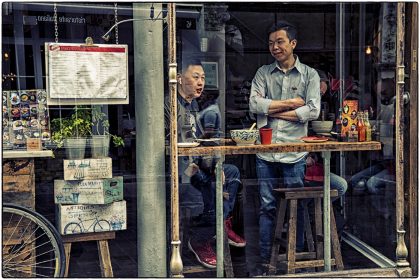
[259,128,273,145]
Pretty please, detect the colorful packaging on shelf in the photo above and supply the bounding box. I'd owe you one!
[2,90,50,150]
[341,100,358,140]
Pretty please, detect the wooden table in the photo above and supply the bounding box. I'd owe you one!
[178,141,382,276]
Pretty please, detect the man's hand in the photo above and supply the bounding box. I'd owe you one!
[184,163,200,177]
[289,97,305,109]
[268,97,305,114]
[306,153,319,166]
[320,81,328,95]
[269,110,300,122]
[306,155,316,167]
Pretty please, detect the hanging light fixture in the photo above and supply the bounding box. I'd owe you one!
[365,45,372,55]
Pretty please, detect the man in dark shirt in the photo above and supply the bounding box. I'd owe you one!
[164,59,245,269]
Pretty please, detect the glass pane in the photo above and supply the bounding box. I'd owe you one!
[174,2,398,276]
[2,2,138,277]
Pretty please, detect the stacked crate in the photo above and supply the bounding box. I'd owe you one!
[3,159,35,209]
[3,159,37,276]
[54,157,127,235]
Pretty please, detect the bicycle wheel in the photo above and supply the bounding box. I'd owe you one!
[93,220,110,232]
[2,203,65,278]
[63,222,83,235]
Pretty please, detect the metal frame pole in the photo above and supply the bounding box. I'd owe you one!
[167,3,183,277]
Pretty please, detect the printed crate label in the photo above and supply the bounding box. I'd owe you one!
[58,200,127,235]
[63,157,112,180]
[341,100,358,137]
[54,177,123,205]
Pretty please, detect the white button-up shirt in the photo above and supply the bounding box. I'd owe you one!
[249,56,321,163]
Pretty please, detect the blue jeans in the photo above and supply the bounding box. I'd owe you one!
[256,157,306,262]
[306,173,348,201]
[330,173,348,198]
[349,163,393,194]
[191,163,241,220]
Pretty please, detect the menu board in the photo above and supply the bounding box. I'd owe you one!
[2,90,51,149]
[45,43,129,105]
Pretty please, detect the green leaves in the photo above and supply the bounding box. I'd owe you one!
[51,106,124,148]
[111,135,125,148]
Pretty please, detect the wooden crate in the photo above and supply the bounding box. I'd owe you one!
[3,174,34,193]
[2,159,34,176]
[63,158,112,180]
[57,200,127,235]
[2,174,35,209]
[54,177,123,205]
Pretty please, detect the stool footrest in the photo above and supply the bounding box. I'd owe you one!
[291,259,337,269]
[273,188,339,199]
[277,252,317,261]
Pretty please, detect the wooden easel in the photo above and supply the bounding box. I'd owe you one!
[62,231,116,277]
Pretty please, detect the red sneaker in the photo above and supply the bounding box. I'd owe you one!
[188,238,217,269]
[225,217,246,247]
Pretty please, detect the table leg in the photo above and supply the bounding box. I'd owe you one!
[321,151,331,271]
[215,159,224,277]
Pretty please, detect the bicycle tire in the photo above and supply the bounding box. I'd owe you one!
[63,222,83,235]
[93,220,110,232]
[2,203,66,278]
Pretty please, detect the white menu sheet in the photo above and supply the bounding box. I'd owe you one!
[45,43,128,104]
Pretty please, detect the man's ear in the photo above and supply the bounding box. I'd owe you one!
[177,74,182,84]
[291,39,297,49]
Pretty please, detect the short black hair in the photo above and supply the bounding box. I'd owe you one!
[179,58,203,74]
[267,20,298,41]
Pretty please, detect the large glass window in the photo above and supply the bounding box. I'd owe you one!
[2,2,411,278]
[173,2,400,276]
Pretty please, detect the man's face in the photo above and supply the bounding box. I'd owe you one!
[179,65,205,99]
[268,30,296,64]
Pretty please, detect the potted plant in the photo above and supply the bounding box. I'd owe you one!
[51,106,92,159]
[91,106,124,158]
[51,106,124,159]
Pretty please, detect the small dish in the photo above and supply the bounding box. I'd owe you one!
[301,136,329,143]
[20,94,29,102]
[41,131,50,139]
[30,119,39,127]
[11,108,20,117]
[29,94,37,103]
[10,93,20,105]
[178,142,200,148]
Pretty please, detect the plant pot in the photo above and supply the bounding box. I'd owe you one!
[64,138,87,159]
[91,135,110,158]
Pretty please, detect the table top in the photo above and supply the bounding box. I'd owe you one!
[175,141,382,156]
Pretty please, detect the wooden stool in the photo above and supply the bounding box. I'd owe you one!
[62,231,115,277]
[269,187,344,274]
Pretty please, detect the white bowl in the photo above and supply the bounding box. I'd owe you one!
[230,129,259,145]
[311,121,333,133]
